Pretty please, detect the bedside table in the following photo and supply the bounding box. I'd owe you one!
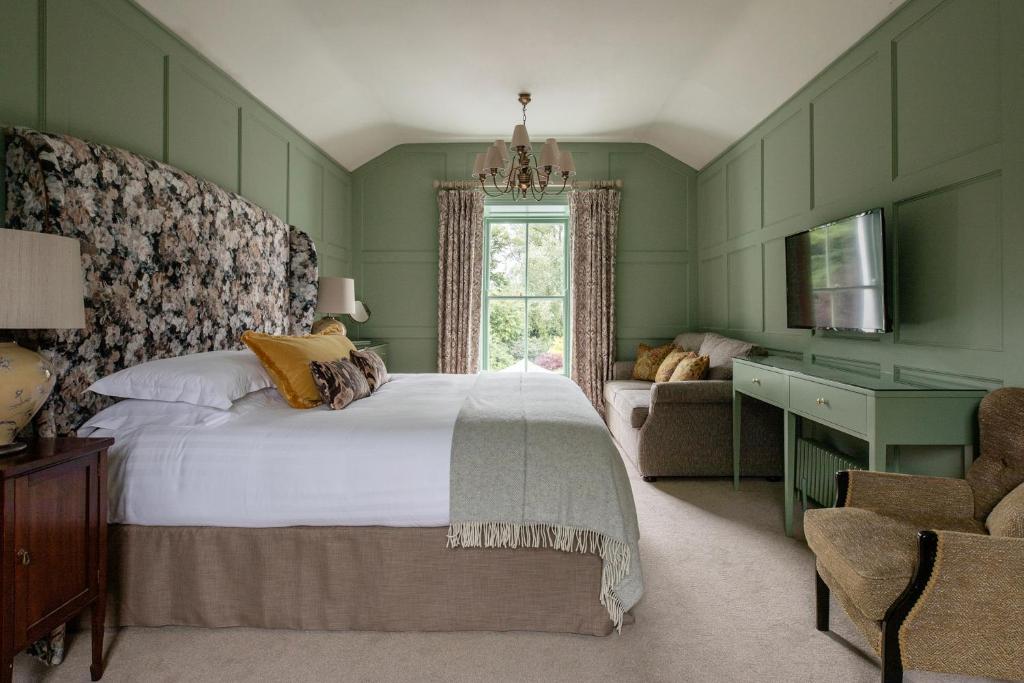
[351,340,388,364]
[0,437,113,682]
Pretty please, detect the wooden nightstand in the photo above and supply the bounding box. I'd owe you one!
[352,340,389,364]
[0,437,113,682]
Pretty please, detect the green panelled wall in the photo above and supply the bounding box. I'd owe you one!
[696,0,1024,391]
[351,143,698,372]
[0,0,351,276]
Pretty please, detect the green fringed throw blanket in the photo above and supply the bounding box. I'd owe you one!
[447,373,643,629]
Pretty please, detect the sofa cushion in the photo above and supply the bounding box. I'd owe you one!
[603,380,652,429]
[805,507,985,620]
[655,348,696,383]
[617,391,651,429]
[672,332,706,353]
[698,333,753,380]
[632,343,674,381]
[668,355,710,382]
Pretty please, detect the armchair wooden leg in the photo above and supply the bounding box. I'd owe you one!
[880,620,903,683]
[815,569,829,631]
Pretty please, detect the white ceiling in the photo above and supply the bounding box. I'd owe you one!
[138,0,905,171]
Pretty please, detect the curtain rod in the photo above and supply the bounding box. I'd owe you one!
[432,179,623,190]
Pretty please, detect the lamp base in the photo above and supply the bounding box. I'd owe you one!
[1,341,56,451]
[0,441,28,457]
[311,316,347,336]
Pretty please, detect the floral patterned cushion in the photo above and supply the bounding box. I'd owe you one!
[631,343,674,381]
[350,349,390,392]
[310,358,370,410]
[668,355,710,382]
[654,348,697,383]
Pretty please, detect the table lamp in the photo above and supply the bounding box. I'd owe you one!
[312,276,355,335]
[0,229,86,454]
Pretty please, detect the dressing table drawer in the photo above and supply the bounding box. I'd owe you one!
[733,362,788,407]
[790,377,867,435]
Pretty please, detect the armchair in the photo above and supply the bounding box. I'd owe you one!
[806,388,1024,682]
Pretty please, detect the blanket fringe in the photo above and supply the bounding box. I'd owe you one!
[447,522,629,631]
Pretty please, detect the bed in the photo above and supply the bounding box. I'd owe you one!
[3,127,641,636]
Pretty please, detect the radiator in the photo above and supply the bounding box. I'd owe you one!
[795,438,866,508]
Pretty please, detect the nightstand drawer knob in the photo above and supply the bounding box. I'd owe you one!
[16,548,30,566]
[751,378,761,385]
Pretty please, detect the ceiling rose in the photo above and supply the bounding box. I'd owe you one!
[472,93,576,201]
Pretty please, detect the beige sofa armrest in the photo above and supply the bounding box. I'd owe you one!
[899,531,1024,680]
[842,470,974,520]
[650,380,732,406]
[612,360,635,380]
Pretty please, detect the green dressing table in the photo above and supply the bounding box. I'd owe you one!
[732,356,987,536]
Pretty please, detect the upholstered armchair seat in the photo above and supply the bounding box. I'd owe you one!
[806,389,1024,682]
[806,504,985,621]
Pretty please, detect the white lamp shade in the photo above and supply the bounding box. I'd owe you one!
[317,277,355,315]
[0,229,85,329]
[540,138,561,167]
[494,140,509,163]
[559,150,576,175]
[484,144,503,171]
[472,152,486,176]
[511,124,531,149]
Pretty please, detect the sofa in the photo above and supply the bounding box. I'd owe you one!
[605,332,783,480]
[805,388,1024,682]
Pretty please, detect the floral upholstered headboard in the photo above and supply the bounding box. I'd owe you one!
[2,127,318,436]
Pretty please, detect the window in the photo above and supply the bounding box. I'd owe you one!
[482,203,570,374]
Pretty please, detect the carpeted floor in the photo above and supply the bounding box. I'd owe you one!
[16,457,989,683]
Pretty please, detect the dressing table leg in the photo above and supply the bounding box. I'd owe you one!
[784,410,797,537]
[869,440,888,472]
[732,391,741,491]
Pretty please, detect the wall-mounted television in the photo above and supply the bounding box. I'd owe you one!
[785,208,889,333]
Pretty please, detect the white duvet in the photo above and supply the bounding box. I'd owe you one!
[82,374,476,527]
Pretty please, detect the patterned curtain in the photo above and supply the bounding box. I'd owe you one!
[570,189,621,411]
[437,189,485,373]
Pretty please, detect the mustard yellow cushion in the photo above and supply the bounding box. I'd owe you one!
[654,348,697,383]
[632,343,674,381]
[241,330,356,409]
[668,355,710,382]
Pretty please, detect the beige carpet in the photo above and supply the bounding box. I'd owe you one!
[17,459,989,683]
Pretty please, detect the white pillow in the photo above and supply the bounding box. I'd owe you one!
[77,398,232,436]
[88,350,274,409]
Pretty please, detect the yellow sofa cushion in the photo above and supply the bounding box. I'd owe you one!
[242,330,356,409]
[668,354,710,382]
[632,343,674,381]
[654,348,696,383]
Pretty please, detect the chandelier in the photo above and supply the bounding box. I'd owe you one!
[472,93,576,201]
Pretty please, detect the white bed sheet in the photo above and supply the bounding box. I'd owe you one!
[86,374,476,527]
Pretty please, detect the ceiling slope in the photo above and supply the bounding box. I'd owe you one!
[139,0,905,171]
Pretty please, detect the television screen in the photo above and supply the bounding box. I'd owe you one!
[785,208,888,333]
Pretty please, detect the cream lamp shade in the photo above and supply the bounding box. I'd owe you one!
[0,229,86,454]
[0,229,86,329]
[316,277,356,316]
[311,277,356,336]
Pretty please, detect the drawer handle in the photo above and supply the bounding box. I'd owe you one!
[815,397,829,407]
[751,378,761,385]
[16,549,30,566]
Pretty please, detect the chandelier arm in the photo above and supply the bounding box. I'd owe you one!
[478,177,501,198]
